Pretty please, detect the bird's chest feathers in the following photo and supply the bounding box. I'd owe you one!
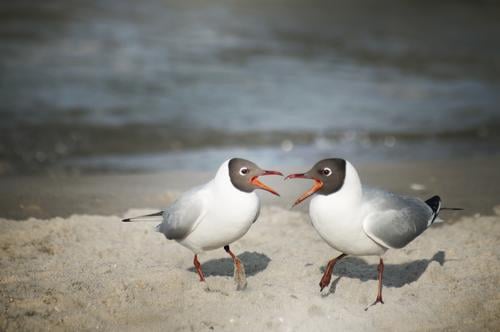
[209,190,259,226]
[311,194,359,227]
[309,193,364,247]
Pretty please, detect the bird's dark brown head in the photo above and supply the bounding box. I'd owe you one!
[228,158,283,196]
[285,158,346,206]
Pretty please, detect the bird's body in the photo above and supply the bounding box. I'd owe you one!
[309,161,436,256]
[309,161,386,256]
[286,158,450,308]
[123,158,282,289]
[310,193,387,256]
[159,162,261,253]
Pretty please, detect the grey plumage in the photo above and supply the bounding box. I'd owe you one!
[362,188,438,249]
[155,185,206,240]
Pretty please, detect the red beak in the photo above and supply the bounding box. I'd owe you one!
[285,173,324,207]
[250,170,283,196]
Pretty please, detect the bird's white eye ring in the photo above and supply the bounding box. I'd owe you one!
[322,167,332,176]
[239,167,249,176]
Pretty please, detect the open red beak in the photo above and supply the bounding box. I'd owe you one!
[285,173,324,207]
[250,170,283,196]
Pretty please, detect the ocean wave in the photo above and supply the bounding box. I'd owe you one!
[1,122,499,175]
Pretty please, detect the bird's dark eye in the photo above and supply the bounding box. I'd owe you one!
[321,168,332,176]
[239,167,249,175]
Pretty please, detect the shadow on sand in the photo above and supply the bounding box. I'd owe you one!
[320,251,445,292]
[188,251,271,277]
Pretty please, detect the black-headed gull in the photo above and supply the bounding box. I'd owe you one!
[123,158,283,289]
[286,158,460,308]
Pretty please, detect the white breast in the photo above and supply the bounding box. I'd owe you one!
[183,191,259,252]
[309,162,387,256]
[179,160,260,253]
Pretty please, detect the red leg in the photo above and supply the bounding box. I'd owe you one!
[193,254,205,282]
[224,245,245,272]
[224,245,238,262]
[224,245,247,290]
[319,253,346,291]
[375,258,384,304]
[366,258,384,310]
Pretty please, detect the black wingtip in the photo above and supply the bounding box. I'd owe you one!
[425,195,441,213]
[122,218,131,222]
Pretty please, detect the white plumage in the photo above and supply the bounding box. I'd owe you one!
[123,158,282,289]
[309,161,435,256]
[167,160,260,253]
[286,158,444,308]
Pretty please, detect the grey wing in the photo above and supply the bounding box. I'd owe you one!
[156,186,206,240]
[362,188,434,249]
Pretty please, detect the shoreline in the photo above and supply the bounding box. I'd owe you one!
[1,156,498,220]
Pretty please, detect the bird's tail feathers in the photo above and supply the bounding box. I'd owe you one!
[425,195,463,226]
[425,195,441,226]
[122,211,163,222]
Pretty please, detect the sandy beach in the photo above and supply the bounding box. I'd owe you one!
[2,0,500,330]
[1,158,499,331]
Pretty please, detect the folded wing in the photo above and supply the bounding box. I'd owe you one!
[362,189,434,249]
[156,185,207,240]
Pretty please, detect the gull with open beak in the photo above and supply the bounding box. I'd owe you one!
[286,158,460,308]
[123,158,282,290]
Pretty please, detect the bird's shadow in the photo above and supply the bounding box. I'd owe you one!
[187,251,271,277]
[321,251,445,292]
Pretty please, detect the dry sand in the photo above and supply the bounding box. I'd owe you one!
[1,208,500,331]
[1,158,500,331]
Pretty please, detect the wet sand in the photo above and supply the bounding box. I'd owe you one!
[1,158,499,331]
[0,156,498,220]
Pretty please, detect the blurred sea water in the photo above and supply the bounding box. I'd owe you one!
[1,0,500,174]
